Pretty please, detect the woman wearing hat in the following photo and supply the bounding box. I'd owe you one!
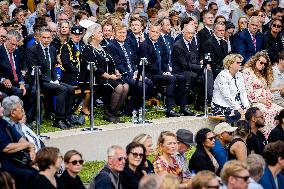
[81,23,129,123]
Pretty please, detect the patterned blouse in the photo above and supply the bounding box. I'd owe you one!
[153,155,183,179]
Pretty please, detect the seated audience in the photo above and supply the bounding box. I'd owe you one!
[246,154,266,189]
[153,131,191,188]
[259,141,284,189]
[175,129,194,180]
[81,23,129,123]
[228,120,250,161]
[235,16,248,34]
[0,171,15,189]
[220,160,250,189]
[122,142,146,189]
[138,174,163,189]
[211,122,237,169]
[212,54,249,122]
[271,52,284,107]
[30,147,65,189]
[188,128,220,175]
[243,51,282,138]
[268,109,284,143]
[60,150,85,189]
[132,134,154,174]
[245,107,267,155]
[192,170,221,189]
[89,145,126,189]
[161,174,179,189]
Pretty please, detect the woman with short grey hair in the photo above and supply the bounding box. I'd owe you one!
[247,154,265,189]
[81,24,129,123]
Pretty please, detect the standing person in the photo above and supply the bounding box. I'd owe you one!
[268,109,284,143]
[81,23,129,123]
[220,160,250,189]
[259,141,284,189]
[60,150,85,189]
[175,129,194,180]
[30,147,65,189]
[245,107,267,155]
[121,142,146,189]
[228,120,250,161]
[243,51,282,138]
[89,145,126,189]
[234,16,264,63]
[26,27,75,129]
[188,128,220,175]
[211,122,237,169]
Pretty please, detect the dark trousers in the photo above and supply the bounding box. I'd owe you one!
[151,74,187,107]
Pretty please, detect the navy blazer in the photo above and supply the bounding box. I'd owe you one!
[126,30,148,55]
[259,167,284,189]
[138,38,170,77]
[234,28,264,63]
[26,43,58,82]
[0,45,24,86]
[107,40,138,78]
[158,34,174,67]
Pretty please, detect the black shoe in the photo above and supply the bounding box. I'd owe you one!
[166,110,180,117]
[53,120,69,129]
[179,109,195,116]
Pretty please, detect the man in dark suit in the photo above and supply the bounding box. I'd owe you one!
[108,24,155,111]
[197,11,214,55]
[203,22,228,79]
[26,27,75,129]
[234,16,264,63]
[101,21,114,47]
[138,22,194,117]
[0,30,26,97]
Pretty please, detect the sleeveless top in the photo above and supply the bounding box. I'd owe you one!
[228,138,247,160]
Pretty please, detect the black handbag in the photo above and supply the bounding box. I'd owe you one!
[6,126,32,168]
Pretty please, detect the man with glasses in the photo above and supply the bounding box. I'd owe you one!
[220,160,250,189]
[211,122,237,169]
[89,145,126,189]
[208,2,218,17]
[245,107,267,155]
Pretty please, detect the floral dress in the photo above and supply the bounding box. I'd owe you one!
[243,68,282,138]
[153,155,182,180]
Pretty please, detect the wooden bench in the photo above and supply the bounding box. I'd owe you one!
[208,115,226,121]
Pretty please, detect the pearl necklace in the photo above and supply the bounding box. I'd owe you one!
[93,47,110,61]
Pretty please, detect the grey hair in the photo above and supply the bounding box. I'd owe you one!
[2,96,23,117]
[7,30,22,41]
[157,16,170,26]
[247,154,266,178]
[0,1,9,7]
[107,145,123,157]
[83,23,101,44]
[249,16,260,24]
[138,174,162,189]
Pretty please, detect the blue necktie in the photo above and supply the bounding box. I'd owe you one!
[154,42,162,72]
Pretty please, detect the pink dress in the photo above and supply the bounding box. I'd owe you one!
[153,156,182,180]
[243,68,282,138]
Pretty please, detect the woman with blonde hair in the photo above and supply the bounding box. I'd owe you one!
[154,131,191,188]
[192,170,220,189]
[243,51,282,138]
[133,134,154,174]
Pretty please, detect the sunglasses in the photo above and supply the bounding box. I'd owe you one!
[117,156,127,161]
[130,152,144,158]
[119,3,127,6]
[272,24,282,28]
[206,185,220,189]
[259,61,267,65]
[70,160,84,165]
[212,9,218,11]
[234,175,250,182]
[207,136,216,141]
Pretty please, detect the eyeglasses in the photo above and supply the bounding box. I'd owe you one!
[130,152,144,158]
[259,61,267,65]
[233,175,250,182]
[236,61,242,64]
[206,185,220,189]
[223,131,233,135]
[207,136,216,141]
[117,156,127,161]
[0,35,7,39]
[272,24,282,28]
[212,9,218,11]
[69,160,84,165]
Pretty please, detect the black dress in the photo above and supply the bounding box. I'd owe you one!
[121,165,144,189]
[30,174,65,189]
[81,44,125,92]
[228,138,247,160]
[60,170,85,189]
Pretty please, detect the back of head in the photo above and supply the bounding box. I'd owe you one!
[192,170,217,189]
[138,174,162,189]
[263,140,284,166]
[161,174,179,189]
[246,154,266,179]
[221,160,248,185]
[0,171,14,189]
[235,120,250,137]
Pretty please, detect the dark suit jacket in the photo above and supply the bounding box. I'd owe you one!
[197,27,213,55]
[233,28,264,63]
[126,30,148,56]
[203,36,228,70]
[138,38,170,77]
[0,45,24,86]
[259,167,284,189]
[107,40,137,78]
[172,37,203,74]
[26,43,58,82]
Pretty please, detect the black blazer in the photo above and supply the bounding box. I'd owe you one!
[172,38,203,74]
[197,27,212,55]
[138,38,170,77]
[203,36,228,70]
[26,43,58,82]
[0,45,24,86]
[188,147,220,175]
